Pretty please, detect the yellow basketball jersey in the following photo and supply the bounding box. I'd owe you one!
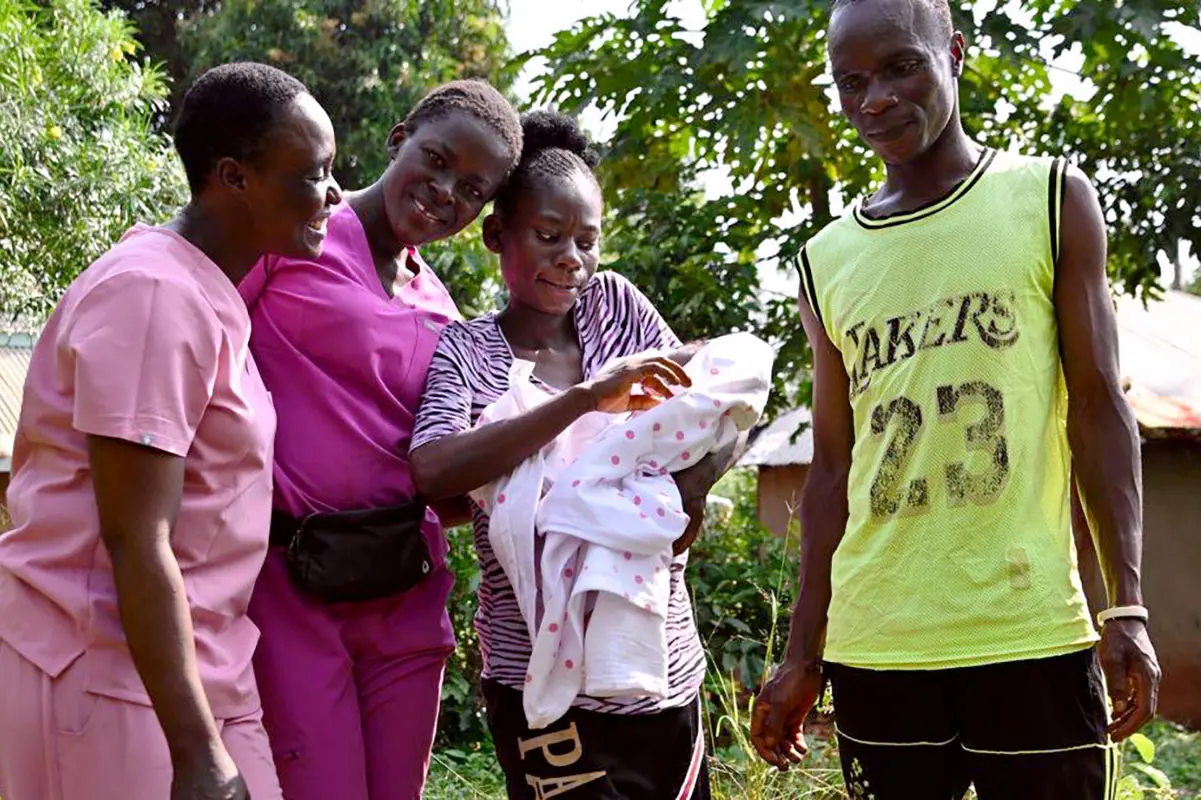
[801,149,1098,669]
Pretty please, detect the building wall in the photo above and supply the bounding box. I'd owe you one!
[756,464,809,537]
[1140,439,1201,728]
[755,441,1201,728]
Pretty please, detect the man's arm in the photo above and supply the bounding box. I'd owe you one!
[751,290,854,769]
[1054,166,1160,742]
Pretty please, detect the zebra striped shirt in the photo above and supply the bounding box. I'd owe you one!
[411,270,707,714]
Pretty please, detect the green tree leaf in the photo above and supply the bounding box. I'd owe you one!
[98,0,514,315]
[534,0,1200,410]
[1131,761,1173,789]
[0,0,187,323]
[1129,731,1157,764]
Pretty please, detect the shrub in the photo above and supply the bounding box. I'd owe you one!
[437,525,492,749]
[691,467,799,695]
[0,0,186,323]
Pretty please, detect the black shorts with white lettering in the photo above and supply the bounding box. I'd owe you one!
[825,647,1116,800]
[482,679,710,800]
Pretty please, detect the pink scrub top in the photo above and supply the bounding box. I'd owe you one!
[0,225,277,718]
[239,202,460,568]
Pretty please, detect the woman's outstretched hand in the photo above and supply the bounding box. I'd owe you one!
[582,354,691,413]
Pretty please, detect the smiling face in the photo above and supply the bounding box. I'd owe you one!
[238,93,341,259]
[378,111,513,248]
[829,0,964,166]
[485,169,603,317]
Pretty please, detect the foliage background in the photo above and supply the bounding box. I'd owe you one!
[108,0,516,317]
[529,0,1201,412]
[0,0,516,322]
[0,0,186,323]
[5,0,1198,354]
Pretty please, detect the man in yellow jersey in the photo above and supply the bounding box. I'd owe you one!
[749,0,1161,796]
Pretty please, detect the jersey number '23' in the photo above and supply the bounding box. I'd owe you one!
[869,381,1010,519]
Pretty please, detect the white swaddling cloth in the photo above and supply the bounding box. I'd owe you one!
[470,332,775,728]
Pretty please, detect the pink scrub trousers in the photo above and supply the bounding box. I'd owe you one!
[0,642,282,800]
[249,547,456,800]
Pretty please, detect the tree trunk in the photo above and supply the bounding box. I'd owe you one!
[807,165,831,228]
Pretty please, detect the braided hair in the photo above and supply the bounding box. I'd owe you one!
[494,109,601,218]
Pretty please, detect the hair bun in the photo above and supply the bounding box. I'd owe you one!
[519,109,600,169]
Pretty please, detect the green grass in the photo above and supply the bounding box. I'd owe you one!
[426,747,508,799]
[1152,720,1201,790]
[1121,720,1201,799]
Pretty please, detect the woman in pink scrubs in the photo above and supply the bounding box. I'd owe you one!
[0,64,341,800]
[240,79,523,799]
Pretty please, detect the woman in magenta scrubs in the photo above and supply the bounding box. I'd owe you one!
[240,79,523,799]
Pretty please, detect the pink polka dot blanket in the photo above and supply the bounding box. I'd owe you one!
[469,332,775,729]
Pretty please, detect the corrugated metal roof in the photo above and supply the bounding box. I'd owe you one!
[1127,391,1201,439]
[0,334,35,462]
[739,406,812,467]
[1116,290,1201,434]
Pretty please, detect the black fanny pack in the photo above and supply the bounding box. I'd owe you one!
[269,502,433,603]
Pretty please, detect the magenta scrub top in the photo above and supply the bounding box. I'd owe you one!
[240,202,461,567]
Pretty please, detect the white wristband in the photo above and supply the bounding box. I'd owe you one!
[1096,605,1149,626]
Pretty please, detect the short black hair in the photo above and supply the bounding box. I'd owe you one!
[831,0,954,42]
[173,62,309,194]
[494,109,601,219]
[403,79,523,178]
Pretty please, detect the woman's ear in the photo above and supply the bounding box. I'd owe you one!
[386,123,407,161]
[214,157,248,194]
[483,213,505,254]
